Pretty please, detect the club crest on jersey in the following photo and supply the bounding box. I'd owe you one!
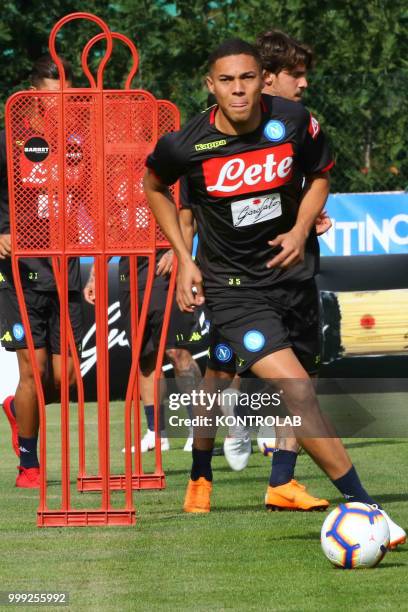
[263,120,285,142]
[243,330,265,352]
[12,323,25,341]
[214,343,233,363]
[203,143,294,197]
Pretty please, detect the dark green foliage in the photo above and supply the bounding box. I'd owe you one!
[1,1,407,191]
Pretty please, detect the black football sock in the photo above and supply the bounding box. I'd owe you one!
[191,447,213,482]
[18,436,39,469]
[269,450,297,487]
[144,404,154,431]
[332,465,380,507]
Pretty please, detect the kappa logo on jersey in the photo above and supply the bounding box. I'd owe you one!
[308,115,320,140]
[203,143,294,197]
[195,139,227,152]
[264,120,286,142]
[214,343,233,363]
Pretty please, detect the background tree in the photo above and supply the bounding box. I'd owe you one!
[1,0,407,192]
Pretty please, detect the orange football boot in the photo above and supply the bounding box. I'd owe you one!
[183,477,212,513]
[265,479,329,511]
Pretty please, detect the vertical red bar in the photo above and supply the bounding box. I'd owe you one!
[94,255,111,510]
[59,255,71,511]
[129,255,141,479]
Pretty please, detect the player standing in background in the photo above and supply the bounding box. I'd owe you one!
[0,56,83,488]
[84,228,205,454]
[144,39,405,548]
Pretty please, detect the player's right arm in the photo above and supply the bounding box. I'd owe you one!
[143,168,204,312]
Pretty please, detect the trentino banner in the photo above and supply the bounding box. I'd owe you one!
[319,192,408,257]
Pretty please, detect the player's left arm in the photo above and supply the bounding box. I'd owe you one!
[267,109,333,269]
[156,248,174,277]
[266,172,330,269]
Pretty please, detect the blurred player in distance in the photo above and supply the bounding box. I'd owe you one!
[144,39,405,548]
[0,55,83,489]
[83,244,203,454]
[258,29,331,235]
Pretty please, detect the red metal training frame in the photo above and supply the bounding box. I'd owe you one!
[75,32,180,492]
[5,12,177,526]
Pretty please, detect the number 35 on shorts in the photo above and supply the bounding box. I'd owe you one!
[228,277,241,286]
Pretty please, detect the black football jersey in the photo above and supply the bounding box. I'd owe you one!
[0,129,81,292]
[146,94,333,289]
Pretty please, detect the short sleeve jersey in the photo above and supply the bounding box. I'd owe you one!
[146,94,333,289]
[0,129,81,292]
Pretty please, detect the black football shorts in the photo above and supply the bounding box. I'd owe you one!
[119,281,208,361]
[205,279,320,376]
[0,288,83,354]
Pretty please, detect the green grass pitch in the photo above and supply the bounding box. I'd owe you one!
[0,400,407,611]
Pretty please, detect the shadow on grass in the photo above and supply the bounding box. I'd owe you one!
[267,531,321,541]
[375,562,406,569]
[215,504,268,513]
[345,440,407,450]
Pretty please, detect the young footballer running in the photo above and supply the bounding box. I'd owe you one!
[205,30,331,500]
[144,39,405,548]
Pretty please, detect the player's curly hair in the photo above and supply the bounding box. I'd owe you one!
[30,54,73,86]
[255,30,313,74]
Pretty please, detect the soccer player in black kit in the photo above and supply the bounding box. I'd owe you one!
[144,39,405,547]
[0,56,83,488]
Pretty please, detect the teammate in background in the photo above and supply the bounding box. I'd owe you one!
[144,39,405,548]
[83,237,204,454]
[0,56,83,488]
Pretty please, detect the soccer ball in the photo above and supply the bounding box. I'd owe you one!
[321,503,390,569]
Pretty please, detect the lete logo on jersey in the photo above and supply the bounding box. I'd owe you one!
[203,144,294,198]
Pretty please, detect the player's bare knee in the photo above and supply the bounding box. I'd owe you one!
[165,348,193,371]
[18,359,46,384]
[280,379,317,416]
